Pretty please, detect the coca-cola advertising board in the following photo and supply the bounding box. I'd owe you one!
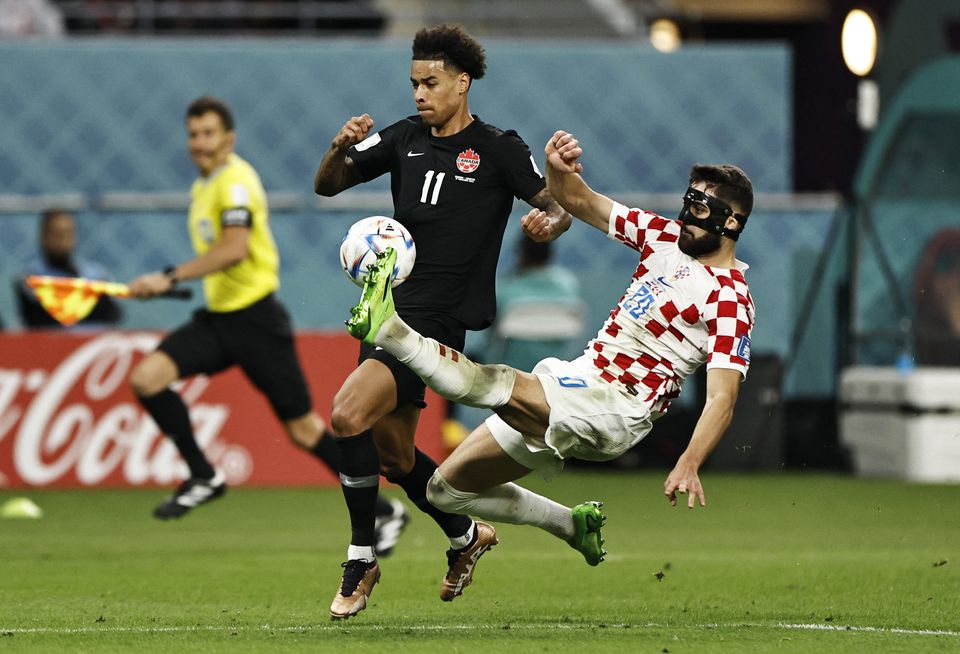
[0,331,446,488]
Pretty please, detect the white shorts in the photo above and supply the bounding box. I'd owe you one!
[487,357,656,480]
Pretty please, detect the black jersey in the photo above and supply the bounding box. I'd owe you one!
[348,115,546,330]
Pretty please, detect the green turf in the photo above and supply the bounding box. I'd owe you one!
[1,472,958,653]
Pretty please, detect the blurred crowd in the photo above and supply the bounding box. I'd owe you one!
[0,0,385,36]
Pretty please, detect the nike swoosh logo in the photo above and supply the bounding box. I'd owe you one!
[407,151,425,157]
[656,276,674,288]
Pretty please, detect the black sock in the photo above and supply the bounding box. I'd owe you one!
[391,448,472,539]
[310,429,340,469]
[312,430,394,517]
[138,389,215,479]
[336,431,380,547]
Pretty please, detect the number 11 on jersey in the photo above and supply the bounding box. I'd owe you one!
[420,170,445,205]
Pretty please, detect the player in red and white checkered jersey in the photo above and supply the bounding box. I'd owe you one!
[348,129,754,572]
[585,199,754,416]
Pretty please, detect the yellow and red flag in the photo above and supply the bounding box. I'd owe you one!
[25,276,131,326]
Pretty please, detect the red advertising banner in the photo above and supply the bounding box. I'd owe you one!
[0,331,446,488]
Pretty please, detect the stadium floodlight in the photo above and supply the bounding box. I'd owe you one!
[841,9,878,77]
[842,9,881,129]
[649,19,681,53]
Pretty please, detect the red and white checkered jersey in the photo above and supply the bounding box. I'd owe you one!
[574,201,755,414]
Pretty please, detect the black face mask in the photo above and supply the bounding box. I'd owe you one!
[677,187,746,241]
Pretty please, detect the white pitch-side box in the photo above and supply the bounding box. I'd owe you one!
[840,366,960,483]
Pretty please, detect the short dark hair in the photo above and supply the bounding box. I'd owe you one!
[40,208,73,234]
[186,95,234,131]
[689,164,753,220]
[412,24,486,81]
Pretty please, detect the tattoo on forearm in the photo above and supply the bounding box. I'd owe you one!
[527,188,555,211]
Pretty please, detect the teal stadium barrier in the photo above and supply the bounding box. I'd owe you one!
[0,39,837,394]
[849,57,960,365]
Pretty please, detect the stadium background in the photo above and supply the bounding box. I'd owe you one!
[2,1,959,650]
[1,0,958,477]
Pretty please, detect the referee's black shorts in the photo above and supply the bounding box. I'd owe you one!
[358,312,466,409]
[158,293,312,421]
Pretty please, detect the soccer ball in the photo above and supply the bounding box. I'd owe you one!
[339,216,416,287]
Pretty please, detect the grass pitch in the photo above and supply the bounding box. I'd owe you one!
[1,472,958,653]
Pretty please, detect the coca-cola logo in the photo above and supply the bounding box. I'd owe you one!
[0,332,251,487]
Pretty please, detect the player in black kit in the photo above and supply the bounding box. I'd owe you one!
[315,24,571,619]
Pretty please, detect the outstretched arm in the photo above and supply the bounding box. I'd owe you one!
[128,226,250,298]
[519,188,572,242]
[544,131,614,232]
[664,368,741,509]
[314,114,374,196]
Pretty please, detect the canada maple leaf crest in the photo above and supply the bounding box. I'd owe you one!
[456,148,480,173]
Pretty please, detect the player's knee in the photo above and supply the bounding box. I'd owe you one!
[426,471,473,514]
[285,425,316,449]
[330,403,368,438]
[283,413,322,449]
[426,472,454,512]
[129,360,162,398]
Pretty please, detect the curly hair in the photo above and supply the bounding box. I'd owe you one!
[689,164,754,220]
[412,24,486,81]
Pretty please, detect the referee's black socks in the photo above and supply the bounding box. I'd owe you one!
[310,429,341,469]
[138,389,215,480]
[391,448,473,539]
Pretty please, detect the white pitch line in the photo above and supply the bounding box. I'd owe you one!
[1,622,958,638]
[776,623,960,637]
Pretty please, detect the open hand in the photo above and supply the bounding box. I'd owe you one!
[520,208,556,242]
[664,459,706,509]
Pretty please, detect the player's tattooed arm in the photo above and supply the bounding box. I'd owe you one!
[314,114,372,196]
[521,188,573,242]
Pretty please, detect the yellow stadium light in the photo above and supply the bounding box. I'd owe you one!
[650,19,681,53]
[841,9,878,77]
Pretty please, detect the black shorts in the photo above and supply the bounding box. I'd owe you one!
[359,312,466,409]
[158,293,312,421]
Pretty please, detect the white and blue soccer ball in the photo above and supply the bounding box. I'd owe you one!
[339,216,416,287]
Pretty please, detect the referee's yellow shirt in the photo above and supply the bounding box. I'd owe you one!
[188,153,279,312]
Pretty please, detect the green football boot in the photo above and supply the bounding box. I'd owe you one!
[346,247,397,344]
[568,501,607,566]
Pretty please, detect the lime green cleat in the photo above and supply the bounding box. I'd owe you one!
[569,501,607,566]
[346,248,397,344]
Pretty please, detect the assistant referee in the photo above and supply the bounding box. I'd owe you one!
[127,97,406,540]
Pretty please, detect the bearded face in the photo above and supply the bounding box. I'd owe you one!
[678,223,723,257]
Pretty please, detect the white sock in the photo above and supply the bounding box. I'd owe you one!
[448,521,477,550]
[427,471,574,541]
[347,545,375,563]
[375,313,516,408]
